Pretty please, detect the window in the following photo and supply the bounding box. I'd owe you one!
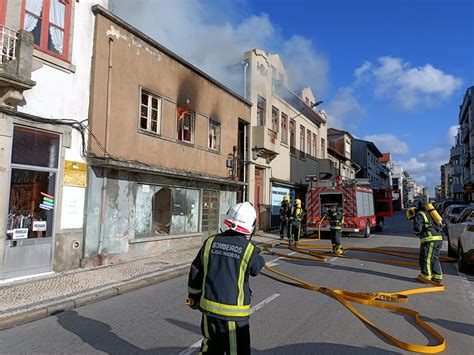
[202,190,219,232]
[22,0,72,60]
[134,185,200,237]
[321,138,326,158]
[345,139,351,157]
[7,127,59,241]
[307,129,311,156]
[271,106,279,133]
[208,119,221,151]
[281,113,288,144]
[257,96,266,126]
[300,125,305,159]
[140,89,161,134]
[289,119,296,154]
[177,110,195,143]
[312,133,317,157]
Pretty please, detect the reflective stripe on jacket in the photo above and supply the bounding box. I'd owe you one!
[187,231,265,321]
[414,211,443,244]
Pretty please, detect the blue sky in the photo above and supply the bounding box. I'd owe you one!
[113,0,474,193]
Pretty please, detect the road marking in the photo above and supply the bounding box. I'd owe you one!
[265,251,296,267]
[329,257,337,262]
[179,293,280,355]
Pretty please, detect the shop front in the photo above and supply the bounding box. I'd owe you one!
[3,126,60,279]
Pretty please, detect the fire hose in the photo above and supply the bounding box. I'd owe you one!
[261,220,456,353]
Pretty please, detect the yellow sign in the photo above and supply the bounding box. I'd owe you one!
[64,160,87,187]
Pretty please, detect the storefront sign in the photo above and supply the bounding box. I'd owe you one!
[64,160,87,187]
[13,228,29,240]
[33,221,47,232]
[272,186,291,207]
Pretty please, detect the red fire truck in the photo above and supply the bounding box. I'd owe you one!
[306,180,376,238]
[373,188,395,232]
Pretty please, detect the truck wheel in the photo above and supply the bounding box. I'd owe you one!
[363,221,371,238]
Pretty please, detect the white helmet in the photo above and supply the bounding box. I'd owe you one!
[221,202,257,235]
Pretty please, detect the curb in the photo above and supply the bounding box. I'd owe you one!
[0,264,190,331]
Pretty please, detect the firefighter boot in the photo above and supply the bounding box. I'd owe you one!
[335,245,344,255]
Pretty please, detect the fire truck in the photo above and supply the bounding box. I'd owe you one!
[306,180,376,238]
[373,188,395,232]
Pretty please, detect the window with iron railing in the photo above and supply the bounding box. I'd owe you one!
[0,25,18,63]
[289,119,296,155]
[300,125,305,159]
[281,112,288,145]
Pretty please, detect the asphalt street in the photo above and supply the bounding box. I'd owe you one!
[0,212,473,354]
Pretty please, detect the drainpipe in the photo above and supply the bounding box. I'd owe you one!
[242,61,249,100]
[97,38,114,260]
[243,123,248,200]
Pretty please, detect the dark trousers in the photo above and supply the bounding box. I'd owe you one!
[199,314,250,355]
[290,221,301,243]
[279,219,288,239]
[330,229,341,248]
[419,240,443,280]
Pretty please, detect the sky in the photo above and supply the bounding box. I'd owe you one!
[111,0,474,194]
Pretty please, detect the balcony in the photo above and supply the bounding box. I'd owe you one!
[462,126,470,143]
[252,126,280,163]
[0,27,35,108]
[463,150,471,167]
[453,165,462,176]
[450,145,462,158]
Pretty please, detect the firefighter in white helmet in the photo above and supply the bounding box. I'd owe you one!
[187,202,265,354]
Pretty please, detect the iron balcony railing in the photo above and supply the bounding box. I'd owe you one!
[0,25,18,63]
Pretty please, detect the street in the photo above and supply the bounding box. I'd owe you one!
[0,212,473,354]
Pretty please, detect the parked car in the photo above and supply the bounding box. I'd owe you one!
[457,224,474,273]
[446,206,474,258]
[443,204,468,229]
[440,200,459,215]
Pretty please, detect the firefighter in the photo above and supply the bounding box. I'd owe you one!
[327,205,344,255]
[279,195,291,240]
[289,198,303,246]
[406,203,444,283]
[187,202,265,354]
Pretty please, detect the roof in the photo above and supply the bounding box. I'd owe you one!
[327,127,354,139]
[273,83,326,126]
[328,147,349,161]
[380,153,391,163]
[91,5,252,107]
[352,137,383,158]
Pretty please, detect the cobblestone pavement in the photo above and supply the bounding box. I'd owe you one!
[0,233,280,318]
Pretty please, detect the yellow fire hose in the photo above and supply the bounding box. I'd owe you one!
[261,219,455,353]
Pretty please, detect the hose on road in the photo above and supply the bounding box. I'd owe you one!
[262,237,456,353]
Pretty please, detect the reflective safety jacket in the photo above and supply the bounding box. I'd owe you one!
[329,211,344,231]
[187,231,265,321]
[414,210,443,244]
[280,202,291,221]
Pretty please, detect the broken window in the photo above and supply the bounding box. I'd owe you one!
[202,190,219,233]
[134,185,200,237]
[281,112,288,145]
[300,125,305,159]
[289,119,296,155]
[208,119,221,151]
[140,89,161,134]
[257,96,266,126]
[177,110,194,143]
[271,106,279,133]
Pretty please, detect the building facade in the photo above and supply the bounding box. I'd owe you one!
[449,128,463,201]
[379,153,393,189]
[392,164,404,209]
[0,0,107,280]
[83,6,251,266]
[351,138,383,188]
[326,128,357,180]
[459,87,474,201]
[242,49,327,230]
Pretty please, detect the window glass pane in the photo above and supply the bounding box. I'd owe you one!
[171,188,186,234]
[48,26,64,55]
[152,187,171,235]
[12,127,59,168]
[185,189,199,233]
[49,0,65,28]
[7,169,56,240]
[134,184,154,237]
[202,190,219,232]
[26,0,43,16]
[141,93,148,105]
[140,117,147,130]
[151,120,157,132]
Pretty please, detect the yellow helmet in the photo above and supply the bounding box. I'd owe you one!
[283,195,290,203]
[406,207,416,221]
[295,199,302,207]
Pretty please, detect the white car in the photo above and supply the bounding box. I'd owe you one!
[457,224,474,273]
[446,206,474,258]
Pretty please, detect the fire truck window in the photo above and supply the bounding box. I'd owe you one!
[320,194,343,214]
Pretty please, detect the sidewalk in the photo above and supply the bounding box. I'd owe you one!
[0,232,281,330]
